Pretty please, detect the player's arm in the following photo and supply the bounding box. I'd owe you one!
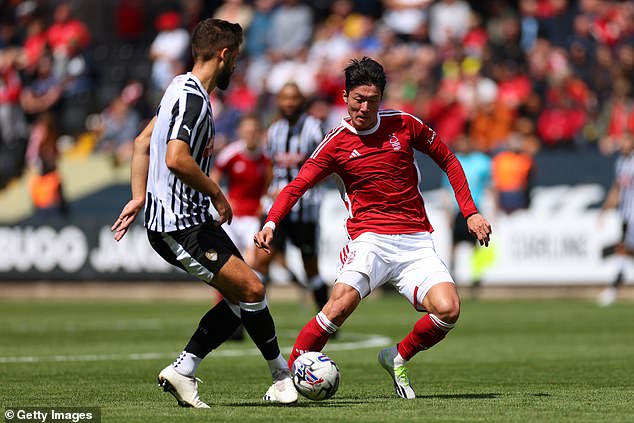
[111,117,155,241]
[415,126,492,246]
[165,140,232,225]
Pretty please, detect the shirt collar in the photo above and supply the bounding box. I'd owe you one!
[341,112,381,135]
[187,72,210,101]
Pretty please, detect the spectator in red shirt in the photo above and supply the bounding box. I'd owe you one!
[47,2,90,59]
[0,48,28,188]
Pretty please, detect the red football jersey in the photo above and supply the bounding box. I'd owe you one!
[214,140,271,217]
[266,110,478,239]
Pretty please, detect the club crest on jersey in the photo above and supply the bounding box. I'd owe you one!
[388,133,401,151]
[205,249,218,261]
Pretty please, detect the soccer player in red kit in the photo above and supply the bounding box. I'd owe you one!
[254,57,492,400]
[212,114,272,267]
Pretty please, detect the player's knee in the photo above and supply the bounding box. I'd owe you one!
[432,297,460,324]
[240,276,266,302]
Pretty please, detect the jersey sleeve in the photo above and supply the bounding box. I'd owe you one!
[168,92,204,147]
[265,137,336,226]
[409,115,479,218]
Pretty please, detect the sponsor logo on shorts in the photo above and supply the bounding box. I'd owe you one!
[205,249,218,261]
[345,250,356,265]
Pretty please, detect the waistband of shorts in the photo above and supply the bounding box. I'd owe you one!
[356,231,432,241]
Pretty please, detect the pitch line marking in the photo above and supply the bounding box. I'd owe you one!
[0,333,391,364]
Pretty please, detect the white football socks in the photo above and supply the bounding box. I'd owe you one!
[267,353,289,377]
[172,351,202,377]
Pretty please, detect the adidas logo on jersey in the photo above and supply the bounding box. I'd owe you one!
[349,149,361,159]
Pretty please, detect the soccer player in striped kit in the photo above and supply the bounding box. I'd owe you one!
[257,82,329,310]
[599,133,634,306]
[111,19,297,407]
[255,57,492,399]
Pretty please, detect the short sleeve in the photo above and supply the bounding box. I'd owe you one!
[168,92,204,146]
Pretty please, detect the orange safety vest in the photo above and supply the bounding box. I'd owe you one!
[29,171,62,208]
[492,151,533,191]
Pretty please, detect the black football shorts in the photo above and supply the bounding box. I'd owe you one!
[147,219,243,283]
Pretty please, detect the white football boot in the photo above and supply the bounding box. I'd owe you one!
[378,346,416,399]
[597,287,618,307]
[262,368,298,404]
[157,365,210,408]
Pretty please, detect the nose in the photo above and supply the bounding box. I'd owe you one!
[359,101,369,112]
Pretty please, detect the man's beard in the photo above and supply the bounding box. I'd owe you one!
[281,108,302,122]
[216,66,233,90]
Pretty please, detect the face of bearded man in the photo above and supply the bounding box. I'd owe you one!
[216,51,238,90]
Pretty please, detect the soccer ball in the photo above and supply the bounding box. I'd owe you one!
[291,352,340,401]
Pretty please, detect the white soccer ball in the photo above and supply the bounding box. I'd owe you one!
[291,351,340,401]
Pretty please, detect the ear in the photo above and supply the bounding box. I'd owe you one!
[342,89,348,104]
[219,47,229,62]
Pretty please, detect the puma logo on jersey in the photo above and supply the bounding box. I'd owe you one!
[183,125,192,135]
[349,149,361,159]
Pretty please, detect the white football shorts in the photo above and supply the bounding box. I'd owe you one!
[222,216,261,255]
[336,232,453,311]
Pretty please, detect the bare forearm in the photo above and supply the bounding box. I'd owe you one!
[130,143,149,201]
[130,118,155,201]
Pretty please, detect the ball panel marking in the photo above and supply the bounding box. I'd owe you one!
[292,352,340,401]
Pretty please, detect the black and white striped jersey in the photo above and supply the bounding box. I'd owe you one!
[144,72,215,232]
[616,152,634,222]
[266,114,324,223]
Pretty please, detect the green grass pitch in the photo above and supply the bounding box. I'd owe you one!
[1,294,633,422]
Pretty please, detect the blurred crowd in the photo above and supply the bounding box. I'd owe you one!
[0,0,633,215]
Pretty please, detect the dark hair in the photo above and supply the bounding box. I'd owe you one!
[344,57,386,95]
[191,18,243,62]
[239,112,262,126]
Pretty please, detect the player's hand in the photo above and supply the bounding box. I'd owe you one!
[212,192,233,225]
[467,213,492,247]
[111,198,144,241]
[253,227,274,254]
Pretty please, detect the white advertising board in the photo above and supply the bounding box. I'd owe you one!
[315,185,626,285]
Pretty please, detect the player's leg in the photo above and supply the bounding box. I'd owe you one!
[213,255,298,403]
[301,253,329,309]
[599,221,633,306]
[152,222,295,404]
[378,232,459,399]
[295,221,329,310]
[148,227,238,408]
[287,234,389,368]
[378,282,458,400]
[287,278,363,368]
[158,296,241,408]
